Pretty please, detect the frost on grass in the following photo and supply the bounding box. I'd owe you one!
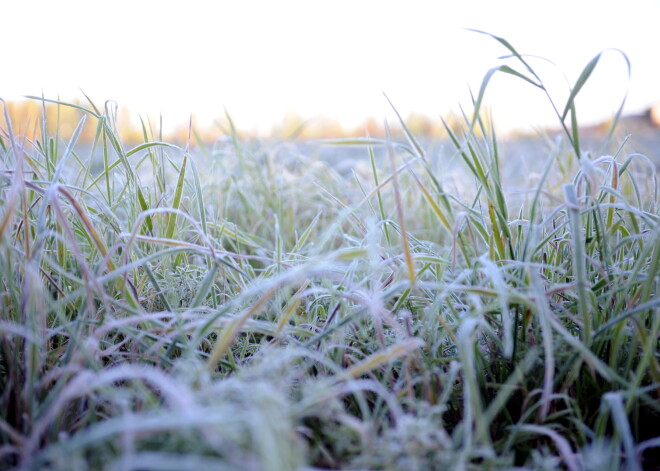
[1,35,659,471]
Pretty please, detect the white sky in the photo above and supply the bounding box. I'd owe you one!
[2,0,659,135]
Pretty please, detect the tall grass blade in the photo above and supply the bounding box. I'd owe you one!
[165,155,187,241]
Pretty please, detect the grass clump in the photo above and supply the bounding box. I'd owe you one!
[1,34,658,470]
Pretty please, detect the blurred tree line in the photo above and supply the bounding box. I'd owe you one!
[1,99,144,144]
[2,98,491,144]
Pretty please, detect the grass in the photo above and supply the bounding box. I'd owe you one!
[1,34,658,470]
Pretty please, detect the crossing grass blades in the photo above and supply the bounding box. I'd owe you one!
[0,32,658,470]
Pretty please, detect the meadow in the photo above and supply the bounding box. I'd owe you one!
[1,33,658,470]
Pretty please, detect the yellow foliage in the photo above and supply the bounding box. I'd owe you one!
[1,98,144,144]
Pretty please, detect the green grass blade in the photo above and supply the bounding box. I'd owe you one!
[165,155,187,241]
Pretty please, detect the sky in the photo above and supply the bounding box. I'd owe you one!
[2,0,659,136]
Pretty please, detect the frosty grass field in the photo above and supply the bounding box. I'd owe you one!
[0,33,658,470]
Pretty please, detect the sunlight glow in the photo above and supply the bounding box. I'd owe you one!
[3,0,658,136]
